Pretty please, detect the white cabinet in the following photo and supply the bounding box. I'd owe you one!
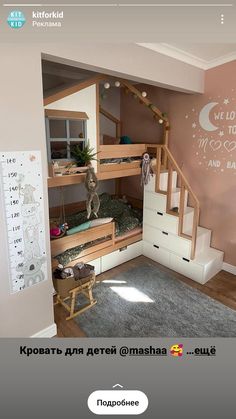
[144,208,178,234]
[89,258,101,275]
[169,253,203,283]
[143,223,192,259]
[101,241,142,273]
[143,241,170,267]
[143,182,223,284]
[144,191,166,212]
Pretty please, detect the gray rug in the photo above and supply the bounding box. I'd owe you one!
[75,263,236,337]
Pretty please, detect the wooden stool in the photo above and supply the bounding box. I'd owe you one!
[54,272,97,320]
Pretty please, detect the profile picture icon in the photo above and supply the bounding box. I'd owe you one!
[170,344,183,357]
[7,11,26,29]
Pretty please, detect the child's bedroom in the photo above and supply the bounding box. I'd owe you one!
[39,55,236,338]
[1,45,236,338]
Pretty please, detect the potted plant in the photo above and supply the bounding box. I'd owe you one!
[71,143,98,167]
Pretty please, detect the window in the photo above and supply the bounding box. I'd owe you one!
[45,110,88,161]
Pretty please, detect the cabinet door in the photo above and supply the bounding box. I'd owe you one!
[143,241,170,268]
[101,242,142,272]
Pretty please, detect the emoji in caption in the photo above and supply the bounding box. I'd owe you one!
[170,344,183,357]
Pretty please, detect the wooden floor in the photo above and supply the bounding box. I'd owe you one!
[54,255,236,337]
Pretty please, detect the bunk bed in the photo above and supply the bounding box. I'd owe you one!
[45,76,170,272]
[50,194,143,270]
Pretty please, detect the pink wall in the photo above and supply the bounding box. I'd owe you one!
[121,61,236,265]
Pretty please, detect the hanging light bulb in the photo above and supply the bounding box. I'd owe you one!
[115,81,120,87]
[141,91,147,98]
[104,82,110,89]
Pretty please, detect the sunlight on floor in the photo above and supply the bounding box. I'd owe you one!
[103,280,127,284]
[110,286,154,303]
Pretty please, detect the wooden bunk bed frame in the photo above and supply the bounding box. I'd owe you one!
[50,196,143,269]
[46,74,199,261]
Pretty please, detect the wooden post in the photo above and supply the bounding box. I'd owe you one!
[115,178,121,196]
[163,125,169,169]
[178,182,185,236]
[96,83,100,174]
[155,146,161,192]
[166,164,173,212]
[191,206,200,259]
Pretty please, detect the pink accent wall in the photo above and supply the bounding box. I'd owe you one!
[120,61,236,265]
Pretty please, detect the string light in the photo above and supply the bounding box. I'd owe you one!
[104,82,110,89]
[141,91,147,98]
[115,81,121,87]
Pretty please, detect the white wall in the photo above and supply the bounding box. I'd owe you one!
[45,84,98,171]
[0,45,55,337]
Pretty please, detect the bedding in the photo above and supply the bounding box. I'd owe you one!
[100,156,141,165]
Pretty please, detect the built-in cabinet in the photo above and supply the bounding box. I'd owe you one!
[142,174,223,284]
[89,241,143,275]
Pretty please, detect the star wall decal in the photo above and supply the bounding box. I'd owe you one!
[218,131,224,137]
[192,122,197,128]
[223,98,229,105]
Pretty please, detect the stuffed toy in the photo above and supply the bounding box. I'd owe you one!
[85,166,100,219]
[141,152,153,186]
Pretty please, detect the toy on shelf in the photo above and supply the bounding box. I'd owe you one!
[50,223,68,239]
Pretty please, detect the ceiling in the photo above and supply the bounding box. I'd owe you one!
[138,43,236,69]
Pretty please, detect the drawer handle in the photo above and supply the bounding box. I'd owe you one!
[182,257,190,263]
[119,246,127,252]
[162,231,168,236]
[153,245,159,249]
[157,212,163,216]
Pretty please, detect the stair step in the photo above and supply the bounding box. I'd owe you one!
[193,247,224,266]
[189,226,212,256]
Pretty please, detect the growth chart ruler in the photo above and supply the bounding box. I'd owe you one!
[0,151,47,294]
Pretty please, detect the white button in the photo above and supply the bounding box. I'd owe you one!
[88,390,148,415]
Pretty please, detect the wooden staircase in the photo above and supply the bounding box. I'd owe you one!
[143,144,224,284]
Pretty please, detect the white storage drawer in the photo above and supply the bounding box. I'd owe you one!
[144,208,178,234]
[143,223,191,259]
[143,241,170,267]
[144,191,166,212]
[101,241,142,272]
[170,253,204,283]
[144,176,156,192]
[144,172,177,192]
[89,258,101,275]
[144,190,181,213]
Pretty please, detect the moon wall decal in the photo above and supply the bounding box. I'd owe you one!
[199,102,219,132]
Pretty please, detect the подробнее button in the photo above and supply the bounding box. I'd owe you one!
[88,390,148,415]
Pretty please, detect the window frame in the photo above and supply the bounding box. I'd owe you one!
[44,109,89,162]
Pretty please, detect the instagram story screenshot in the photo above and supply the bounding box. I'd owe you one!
[0,1,236,418]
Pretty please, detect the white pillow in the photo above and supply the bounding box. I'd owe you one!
[90,217,113,227]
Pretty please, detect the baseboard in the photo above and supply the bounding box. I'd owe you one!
[222,262,236,276]
[31,323,57,338]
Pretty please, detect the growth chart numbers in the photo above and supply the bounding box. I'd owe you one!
[0,151,47,294]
